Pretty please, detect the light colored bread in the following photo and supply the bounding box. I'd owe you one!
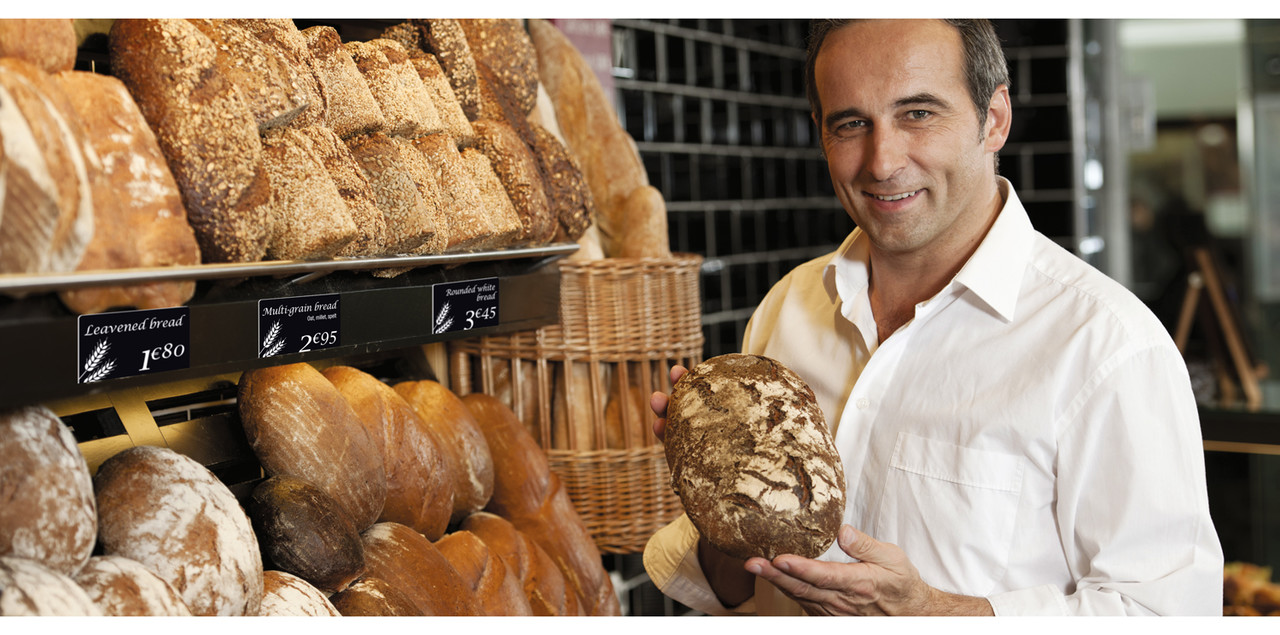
[230,19,327,129]
[237,362,387,531]
[51,70,200,314]
[346,39,438,138]
[551,361,605,450]
[0,406,96,577]
[294,124,387,257]
[323,366,454,541]
[614,184,671,258]
[0,556,100,616]
[299,25,387,139]
[411,54,475,145]
[457,147,523,249]
[415,19,480,121]
[93,445,263,616]
[359,521,480,615]
[260,126,358,260]
[188,19,310,131]
[437,530,532,616]
[108,19,270,262]
[344,132,437,255]
[605,378,653,449]
[409,132,493,251]
[370,38,443,134]
[391,136,448,255]
[394,380,494,524]
[0,19,76,73]
[258,570,341,616]
[246,474,366,594]
[329,576,418,616]
[74,555,191,616]
[457,19,539,116]
[473,119,554,246]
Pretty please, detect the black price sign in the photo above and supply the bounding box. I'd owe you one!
[258,294,340,358]
[77,307,190,384]
[432,277,499,334]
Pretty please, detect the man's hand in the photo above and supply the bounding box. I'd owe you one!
[649,365,687,442]
[745,525,994,616]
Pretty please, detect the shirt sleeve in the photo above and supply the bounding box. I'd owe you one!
[642,513,758,615]
[990,342,1223,616]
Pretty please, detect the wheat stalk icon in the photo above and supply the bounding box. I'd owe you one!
[260,320,286,357]
[80,339,115,383]
[434,302,453,334]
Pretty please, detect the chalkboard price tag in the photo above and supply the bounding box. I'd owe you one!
[431,277,499,334]
[77,307,191,384]
[258,294,341,358]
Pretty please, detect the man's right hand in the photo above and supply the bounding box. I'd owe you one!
[649,364,687,443]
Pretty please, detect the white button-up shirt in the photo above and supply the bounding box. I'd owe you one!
[643,180,1223,615]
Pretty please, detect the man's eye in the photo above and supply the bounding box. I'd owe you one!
[907,110,931,120]
[834,120,866,132]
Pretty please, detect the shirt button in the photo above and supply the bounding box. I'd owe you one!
[855,397,870,410]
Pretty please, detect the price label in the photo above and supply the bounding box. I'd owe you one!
[431,277,499,334]
[258,294,341,358]
[77,307,190,384]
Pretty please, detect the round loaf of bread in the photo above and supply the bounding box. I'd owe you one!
[360,521,480,616]
[258,570,341,616]
[665,353,845,560]
[0,556,100,616]
[329,576,418,616]
[93,445,264,616]
[247,474,365,594]
[0,406,96,577]
[73,555,191,616]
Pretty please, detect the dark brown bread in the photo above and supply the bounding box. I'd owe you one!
[74,555,191,616]
[457,19,538,115]
[665,354,846,560]
[300,25,387,139]
[258,570,341,616]
[329,576,419,616]
[394,381,494,524]
[414,19,480,121]
[247,475,366,594]
[472,119,554,246]
[0,19,76,72]
[529,122,593,242]
[359,521,480,616]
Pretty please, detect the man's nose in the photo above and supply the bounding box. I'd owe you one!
[865,126,907,182]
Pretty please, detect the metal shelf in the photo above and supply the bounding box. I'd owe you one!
[0,244,577,410]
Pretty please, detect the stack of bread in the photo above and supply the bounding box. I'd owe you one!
[0,361,621,615]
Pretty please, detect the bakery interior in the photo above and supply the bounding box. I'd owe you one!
[2,17,1280,617]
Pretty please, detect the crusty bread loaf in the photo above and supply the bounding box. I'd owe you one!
[460,512,573,616]
[394,380,494,524]
[323,366,454,541]
[665,354,846,560]
[457,19,538,116]
[73,555,191,616]
[411,54,475,145]
[437,530,533,616]
[344,132,437,255]
[0,19,76,73]
[247,474,366,594]
[238,362,387,531]
[0,556,100,616]
[230,19,327,129]
[51,70,200,314]
[473,119,554,246]
[329,576,419,616]
[258,570,341,616]
[371,38,444,133]
[0,58,94,276]
[94,445,263,616]
[461,393,620,615]
[614,184,671,258]
[360,522,480,616]
[529,122,593,242]
[295,125,387,258]
[391,136,448,255]
[188,19,310,132]
[410,133,493,251]
[260,126,358,260]
[346,39,439,138]
[300,25,387,139]
[0,406,96,577]
[458,147,524,250]
[415,19,480,121]
[108,19,270,262]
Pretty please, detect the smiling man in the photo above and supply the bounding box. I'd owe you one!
[644,19,1223,616]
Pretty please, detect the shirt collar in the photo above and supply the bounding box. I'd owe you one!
[822,177,1033,322]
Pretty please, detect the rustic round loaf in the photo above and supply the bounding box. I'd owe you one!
[258,570,341,616]
[247,474,365,594]
[93,445,264,616]
[665,353,845,560]
[0,556,100,616]
[0,406,96,577]
[73,555,191,616]
[329,576,418,616]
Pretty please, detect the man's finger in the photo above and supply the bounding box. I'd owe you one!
[670,365,687,384]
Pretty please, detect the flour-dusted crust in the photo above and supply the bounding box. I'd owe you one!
[93,445,263,616]
[258,570,341,616]
[666,353,846,560]
[0,406,96,577]
[0,556,100,616]
[74,555,191,616]
[329,576,419,616]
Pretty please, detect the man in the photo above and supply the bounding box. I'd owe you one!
[643,19,1223,616]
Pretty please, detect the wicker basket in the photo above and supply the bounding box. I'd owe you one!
[449,254,703,553]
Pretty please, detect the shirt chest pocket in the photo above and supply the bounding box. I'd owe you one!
[872,432,1024,596]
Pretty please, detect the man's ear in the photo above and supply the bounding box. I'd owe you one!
[984,84,1012,153]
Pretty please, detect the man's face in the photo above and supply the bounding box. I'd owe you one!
[813,20,1009,260]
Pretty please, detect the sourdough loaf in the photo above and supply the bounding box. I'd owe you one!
[0,556,100,616]
[457,19,539,116]
[414,19,480,121]
[472,119,554,246]
[300,25,387,139]
[329,576,419,616]
[360,521,480,616]
[323,366,454,541]
[295,125,387,257]
[665,354,846,560]
[51,70,200,314]
[0,406,96,577]
[0,19,76,73]
[437,530,532,615]
[93,445,263,616]
[188,19,310,131]
[344,132,437,255]
[394,380,494,524]
[237,362,387,531]
[259,126,358,260]
[74,555,191,616]
[247,474,366,594]
[258,570,341,616]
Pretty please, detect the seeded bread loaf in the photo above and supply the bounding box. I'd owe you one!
[473,119,554,246]
[414,19,480,121]
[229,19,327,129]
[457,147,523,249]
[295,125,387,257]
[344,132,437,255]
[457,19,538,116]
[260,126,358,260]
[300,25,387,139]
[188,19,311,131]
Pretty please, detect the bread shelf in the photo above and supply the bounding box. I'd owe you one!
[0,244,576,410]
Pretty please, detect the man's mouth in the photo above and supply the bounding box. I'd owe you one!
[866,189,921,202]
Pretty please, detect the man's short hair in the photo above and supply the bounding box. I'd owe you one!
[804,19,1010,135]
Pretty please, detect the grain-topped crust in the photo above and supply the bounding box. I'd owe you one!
[294,125,387,257]
[188,19,311,132]
[300,25,387,139]
[259,126,357,260]
[472,119,554,246]
[414,19,480,121]
[457,19,538,116]
[665,353,846,560]
[344,132,437,255]
[229,19,328,129]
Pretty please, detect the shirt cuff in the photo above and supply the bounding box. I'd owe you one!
[642,514,757,615]
[986,584,1069,616]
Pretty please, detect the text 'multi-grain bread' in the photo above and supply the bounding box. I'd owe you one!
[665,353,846,560]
